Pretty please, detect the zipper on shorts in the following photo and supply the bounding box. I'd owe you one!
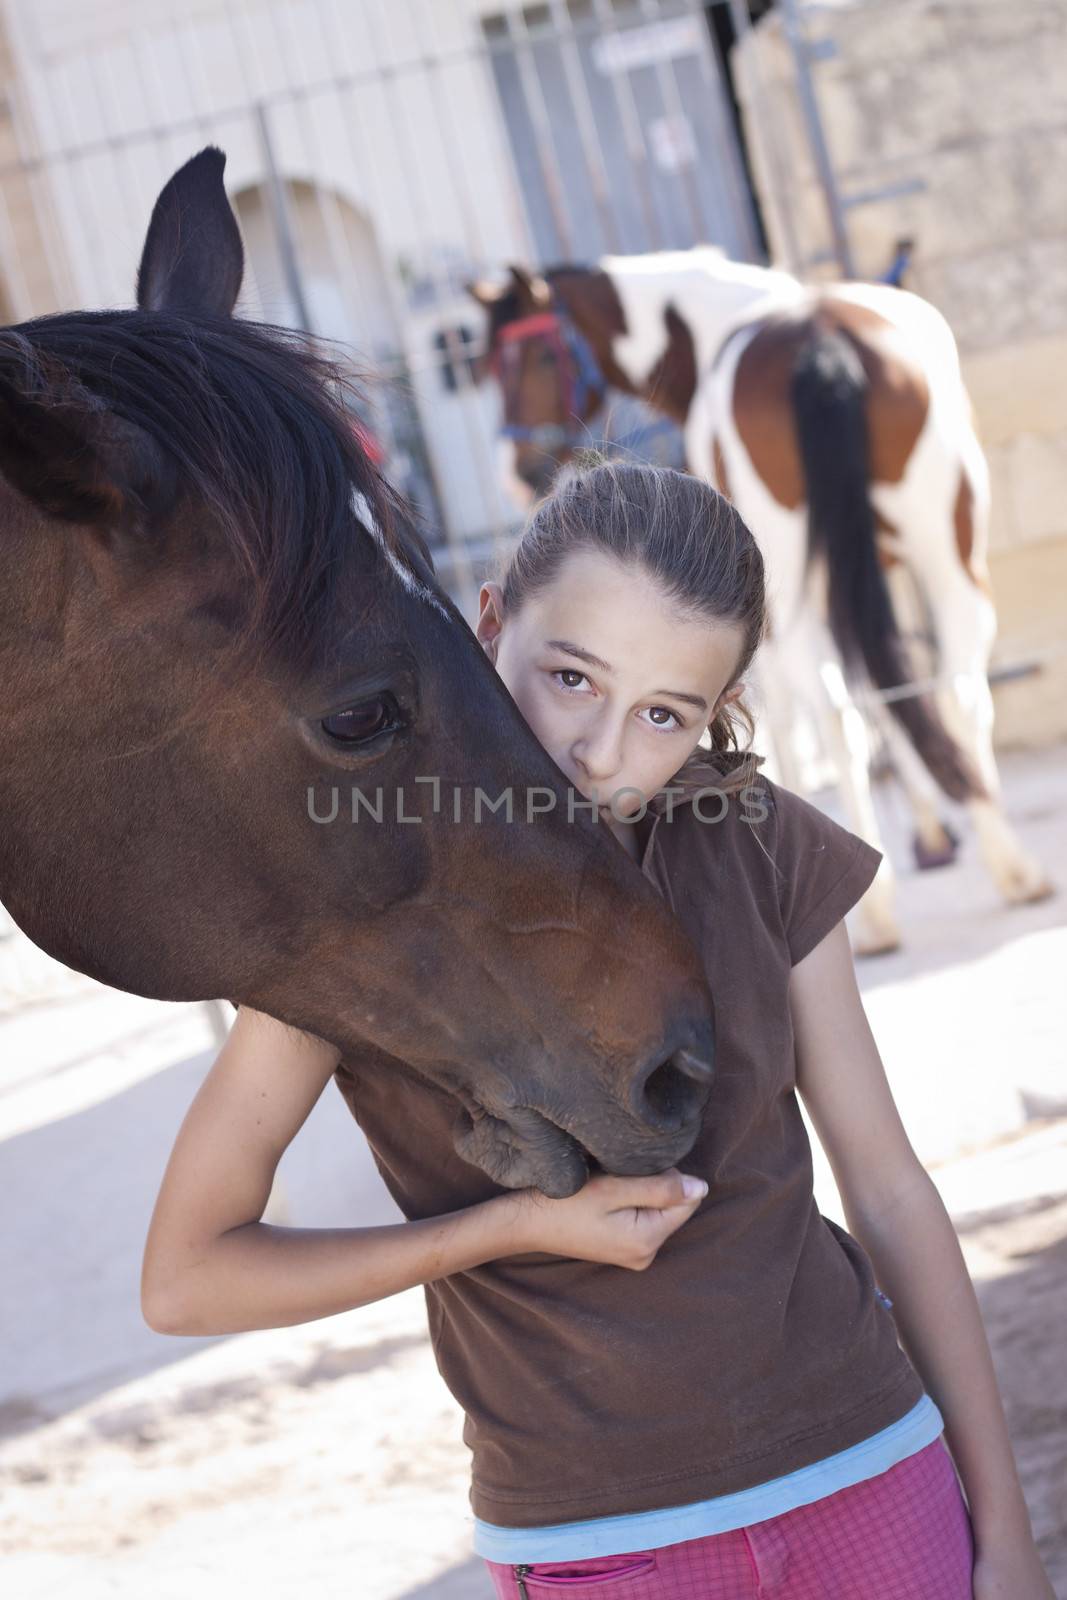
[514,1563,531,1598]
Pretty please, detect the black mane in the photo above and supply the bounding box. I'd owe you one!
[5,308,430,670]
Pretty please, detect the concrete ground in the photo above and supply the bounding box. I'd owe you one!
[1,743,1064,1598]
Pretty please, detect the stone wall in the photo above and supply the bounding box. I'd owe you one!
[734,0,1067,748]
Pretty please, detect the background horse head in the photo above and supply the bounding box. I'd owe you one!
[471,265,607,498]
[0,149,717,1198]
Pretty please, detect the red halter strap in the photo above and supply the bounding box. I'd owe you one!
[493,311,562,346]
[489,310,605,448]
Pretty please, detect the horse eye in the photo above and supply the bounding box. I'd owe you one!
[321,694,400,746]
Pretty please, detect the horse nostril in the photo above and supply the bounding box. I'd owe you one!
[673,1046,715,1085]
[632,1049,712,1133]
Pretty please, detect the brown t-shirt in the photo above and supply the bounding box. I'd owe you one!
[331,756,924,1526]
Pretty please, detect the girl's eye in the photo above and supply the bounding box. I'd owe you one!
[553,668,587,691]
[321,693,401,746]
[643,705,684,732]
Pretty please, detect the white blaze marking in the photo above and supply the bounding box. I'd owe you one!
[351,488,453,622]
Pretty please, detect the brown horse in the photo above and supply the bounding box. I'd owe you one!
[473,254,1053,953]
[0,152,717,1199]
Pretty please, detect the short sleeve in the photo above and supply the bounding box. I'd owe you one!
[767,779,883,965]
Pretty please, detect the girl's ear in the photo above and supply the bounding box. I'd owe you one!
[714,682,745,715]
[476,581,506,661]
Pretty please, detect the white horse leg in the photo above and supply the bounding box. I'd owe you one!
[886,427,1055,906]
[872,560,960,866]
[929,562,1054,903]
[784,599,902,955]
[750,634,806,792]
[869,704,960,866]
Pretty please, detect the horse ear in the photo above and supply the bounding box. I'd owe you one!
[136,146,244,317]
[467,277,501,306]
[508,266,552,310]
[0,342,177,532]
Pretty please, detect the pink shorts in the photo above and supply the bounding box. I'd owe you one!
[482,1436,974,1598]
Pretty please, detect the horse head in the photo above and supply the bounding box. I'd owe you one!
[0,151,716,1198]
[470,264,612,498]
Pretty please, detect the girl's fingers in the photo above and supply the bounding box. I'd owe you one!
[607,1171,708,1212]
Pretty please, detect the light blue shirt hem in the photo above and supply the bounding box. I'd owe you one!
[472,1394,945,1563]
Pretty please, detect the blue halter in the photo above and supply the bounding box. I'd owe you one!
[493,303,681,463]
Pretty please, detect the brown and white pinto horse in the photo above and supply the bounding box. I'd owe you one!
[471,251,1054,953]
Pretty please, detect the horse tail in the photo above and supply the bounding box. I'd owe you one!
[789,321,987,804]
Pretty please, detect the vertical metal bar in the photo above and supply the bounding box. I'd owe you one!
[545,0,621,254]
[410,0,535,551]
[385,0,518,609]
[467,19,540,269]
[223,1,481,612]
[635,0,710,244]
[324,0,483,616]
[2,64,74,314]
[130,23,217,207]
[0,178,33,319]
[178,9,297,331]
[588,0,664,249]
[506,8,576,259]
[779,0,853,276]
[318,0,460,553]
[725,0,803,270]
[224,1,393,430]
[409,0,500,278]
[9,54,107,309]
[267,10,405,467]
[252,102,315,334]
[79,45,164,305]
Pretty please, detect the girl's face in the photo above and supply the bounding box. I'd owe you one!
[476,548,746,828]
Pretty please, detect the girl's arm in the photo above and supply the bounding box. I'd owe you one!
[789,921,1054,1599]
[141,1006,526,1335]
[141,1006,705,1337]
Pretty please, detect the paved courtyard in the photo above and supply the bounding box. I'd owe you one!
[1,743,1065,1598]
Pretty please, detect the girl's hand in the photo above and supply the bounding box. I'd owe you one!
[972,1537,1056,1599]
[508,1167,709,1270]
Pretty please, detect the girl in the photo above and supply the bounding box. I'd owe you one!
[141,461,1052,1599]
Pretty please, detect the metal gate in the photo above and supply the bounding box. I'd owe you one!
[484,1,761,263]
[0,0,764,623]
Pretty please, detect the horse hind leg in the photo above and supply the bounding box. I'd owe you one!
[750,633,815,794]
[873,707,962,869]
[930,559,1054,904]
[785,599,903,956]
[876,557,961,868]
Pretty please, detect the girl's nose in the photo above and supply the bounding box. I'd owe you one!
[573,722,625,790]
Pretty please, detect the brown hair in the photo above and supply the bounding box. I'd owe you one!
[494,457,769,800]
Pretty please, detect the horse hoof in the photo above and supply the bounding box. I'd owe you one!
[1006,873,1057,906]
[912,822,960,871]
